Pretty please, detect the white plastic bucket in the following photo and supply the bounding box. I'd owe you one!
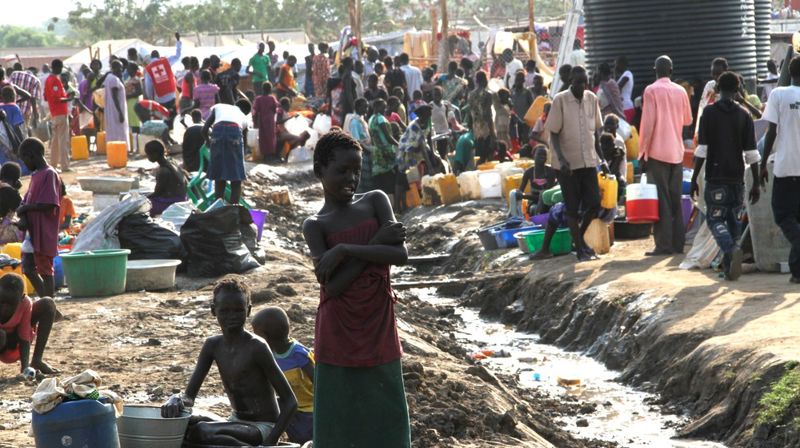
[478,169,502,199]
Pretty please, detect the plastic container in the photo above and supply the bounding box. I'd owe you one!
[681,195,693,229]
[515,230,538,253]
[525,228,573,255]
[682,168,693,195]
[597,173,618,209]
[531,213,549,226]
[0,265,34,295]
[478,170,502,199]
[542,186,562,206]
[32,399,120,448]
[585,219,610,254]
[502,173,524,205]
[683,148,694,169]
[626,162,634,185]
[96,131,107,154]
[61,249,131,298]
[77,177,135,194]
[514,159,534,170]
[54,254,65,290]
[626,177,659,224]
[405,183,422,208]
[477,219,524,250]
[457,171,481,200]
[477,161,498,171]
[125,260,181,292]
[117,405,189,448]
[434,174,461,205]
[107,141,128,168]
[625,126,639,160]
[249,209,269,241]
[493,225,540,249]
[71,135,89,160]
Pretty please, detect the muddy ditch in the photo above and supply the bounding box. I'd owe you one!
[399,199,799,447]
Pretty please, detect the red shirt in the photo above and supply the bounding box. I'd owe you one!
[315,218,402,367]
[44,74,68,116]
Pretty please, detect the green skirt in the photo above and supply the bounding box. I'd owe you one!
[313,359,411,447]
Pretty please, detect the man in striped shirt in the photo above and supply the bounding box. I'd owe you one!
[8,64,40,128]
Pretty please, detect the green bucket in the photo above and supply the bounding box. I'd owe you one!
[525,228,573,255]
[60,249,131,298]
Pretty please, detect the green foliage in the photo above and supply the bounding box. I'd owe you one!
[0,26,57,48]
[65,0,568,45]
[757,363,800,429]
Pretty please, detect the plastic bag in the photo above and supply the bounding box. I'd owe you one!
[180,206,260,277]
[118,212,183,260]
[313,114,332,135]
[287,146,313,163]
[159,201,196,231]
[72,194,150,253]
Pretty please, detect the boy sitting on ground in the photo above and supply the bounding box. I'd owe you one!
[252,307,314,444]
[161,277,297,446]
[0,273,59,377]
[144,140,188,217]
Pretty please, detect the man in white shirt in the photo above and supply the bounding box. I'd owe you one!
[694,58,728,139]
[398,53,423,100]
[566,39,586,69]
[761,56,800,283]
[502,49,523,89]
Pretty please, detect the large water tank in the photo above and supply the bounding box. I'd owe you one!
[584,0,758,96]
[754,0,772,78]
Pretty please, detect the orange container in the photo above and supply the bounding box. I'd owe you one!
[71,135,89,160]
[435,174,462,205]
[96,131,107,154]
[406,183,422,208]
[107,141,128,168]
[683,148,694,169]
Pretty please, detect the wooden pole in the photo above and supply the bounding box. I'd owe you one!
[348,0,361,55]
[438,0,449,71]
[528,0,536,60]
[431,5,438,62]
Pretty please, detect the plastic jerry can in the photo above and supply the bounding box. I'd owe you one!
[626,162,634,185]
[420,175,439,206]
[478,170,502,199]
[585,218,610,254]
[625,126,639,160]
[597,172,618,209]
[626,176,659,223]
[106,141,128,168]
[457,171,481,200]
[435,174,461,205]
[405,183,422,208]
[95,131,107,155]
[502,173,524,206]
[71,136,89,160]
[32,399,120,448]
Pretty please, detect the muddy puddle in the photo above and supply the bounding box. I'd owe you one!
[411,287,727,448]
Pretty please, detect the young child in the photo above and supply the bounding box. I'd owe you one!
[302,131,411,447]
[144,140,188,217]
[251,307,314,444]
[0,162,23,244]
[509,146,558,218]
[530,102,552,148]
[161,277,297,446]
[58,182,75,232]
[599,132,627,200]
[17,138,61,299]
[0,273,59,377]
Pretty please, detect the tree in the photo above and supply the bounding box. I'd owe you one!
[0,26,56,48]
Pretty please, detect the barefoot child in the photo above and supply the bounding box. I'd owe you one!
[0,273,59,376]
[17,138,61,298]
[252,307,314,444]
[161,277,297,446]
[303,131,411,447]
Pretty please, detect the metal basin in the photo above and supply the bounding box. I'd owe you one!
[117,405,190,448]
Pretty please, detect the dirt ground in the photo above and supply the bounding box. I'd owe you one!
[0,154,602,448]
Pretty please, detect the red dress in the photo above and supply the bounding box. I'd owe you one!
[315,218,402,367]
[253,94,278,157]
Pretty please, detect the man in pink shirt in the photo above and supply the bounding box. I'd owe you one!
[639,56,693,256]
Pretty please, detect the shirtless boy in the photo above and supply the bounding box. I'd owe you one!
[161,276,297,446]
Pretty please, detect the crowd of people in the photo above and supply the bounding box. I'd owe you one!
[0,27,799,447]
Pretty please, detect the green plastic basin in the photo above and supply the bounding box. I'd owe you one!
[61,249,131,297]
[525,228,573,255]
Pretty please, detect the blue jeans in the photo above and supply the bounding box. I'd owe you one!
[705,182,744,255]
[772,176,800,277]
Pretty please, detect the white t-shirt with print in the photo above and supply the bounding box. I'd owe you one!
[762,85,800,178]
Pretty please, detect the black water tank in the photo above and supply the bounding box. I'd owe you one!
[584,0,758,96]
[755,0,772,78]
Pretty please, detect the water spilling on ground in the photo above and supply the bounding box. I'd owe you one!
[413,287,728,448]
